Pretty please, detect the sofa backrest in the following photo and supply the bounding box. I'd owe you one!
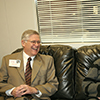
[75,44,100,100]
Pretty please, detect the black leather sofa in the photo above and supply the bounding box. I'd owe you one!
[1,44,100,100]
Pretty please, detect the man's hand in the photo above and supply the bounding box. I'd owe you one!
[11,85,38,97]
[98,97,100,100]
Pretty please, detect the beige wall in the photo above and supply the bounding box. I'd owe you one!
[0,0,38,66]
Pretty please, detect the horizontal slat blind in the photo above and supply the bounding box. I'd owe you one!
[36,0,100,43]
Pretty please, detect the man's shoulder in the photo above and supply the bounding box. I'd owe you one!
[3,51,22,59]
[38,53,53,60]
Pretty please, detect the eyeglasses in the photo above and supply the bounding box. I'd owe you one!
[26,40,41,44]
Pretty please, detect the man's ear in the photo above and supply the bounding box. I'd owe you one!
[21,40,26,47]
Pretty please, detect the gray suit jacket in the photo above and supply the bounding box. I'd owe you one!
[0,51,58,100]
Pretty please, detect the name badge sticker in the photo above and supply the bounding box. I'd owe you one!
[9,59,21,67]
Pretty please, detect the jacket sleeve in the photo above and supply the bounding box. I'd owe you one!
[82,67,100,97]
[0,56,14,95]
[34,56,59,97]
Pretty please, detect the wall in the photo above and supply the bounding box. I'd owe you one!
[0,0,38,66]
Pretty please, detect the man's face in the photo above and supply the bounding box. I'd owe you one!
[21,34,41,56]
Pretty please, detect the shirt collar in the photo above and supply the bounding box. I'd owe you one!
[23,51,35,60]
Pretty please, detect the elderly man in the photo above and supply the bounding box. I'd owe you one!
[0,29,58,100]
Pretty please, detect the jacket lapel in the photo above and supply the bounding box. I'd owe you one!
[31,54,42,83]
[14,52,42,83]
[17,51,25,81]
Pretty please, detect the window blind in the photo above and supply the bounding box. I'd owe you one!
[35,0,100,43]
